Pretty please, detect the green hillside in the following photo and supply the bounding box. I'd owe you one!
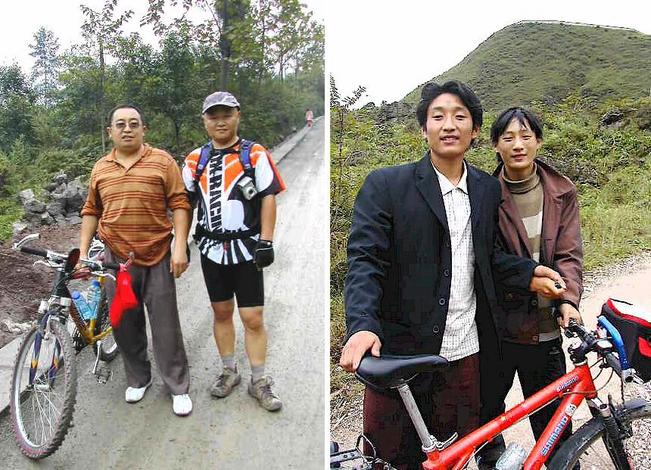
[403,21,651,111]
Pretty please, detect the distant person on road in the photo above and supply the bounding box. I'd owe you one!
[340,81,566,469]
[182,91,286,411]
[305,108,314,127]
[79,104,193,416]
[477,107,583,469]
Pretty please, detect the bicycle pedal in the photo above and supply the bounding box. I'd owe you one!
[94,363,113,384]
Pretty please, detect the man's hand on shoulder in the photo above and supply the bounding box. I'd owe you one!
[339,331,381,373]
[530,265,566,299]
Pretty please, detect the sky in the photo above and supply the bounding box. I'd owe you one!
[327,0,651,106]
[0,0,324,72]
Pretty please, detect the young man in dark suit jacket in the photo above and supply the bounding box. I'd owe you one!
[339,81,566,469]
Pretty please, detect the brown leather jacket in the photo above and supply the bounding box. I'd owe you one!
[493,159,583,344]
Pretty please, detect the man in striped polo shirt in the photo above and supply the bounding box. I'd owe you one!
[79,104,193,416]
[478,107,583,468]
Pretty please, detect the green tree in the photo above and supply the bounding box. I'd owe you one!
[148,29,202,152]
[80,0,134,152]
[0,65,35,152]
[29,27,60,107]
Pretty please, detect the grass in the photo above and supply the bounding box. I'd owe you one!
[0,199,23,241]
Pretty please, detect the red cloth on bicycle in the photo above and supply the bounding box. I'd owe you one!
[109,267,138,327]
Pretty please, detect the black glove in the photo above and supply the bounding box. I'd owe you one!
[253,239,274,269]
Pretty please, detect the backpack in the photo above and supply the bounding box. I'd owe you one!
[190,139,260,243]
[192,139,255,193]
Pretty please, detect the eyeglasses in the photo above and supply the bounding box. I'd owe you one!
[112,121,142,131]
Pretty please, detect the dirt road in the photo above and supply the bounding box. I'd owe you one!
[0,118,327,469]
[330,253,651,467]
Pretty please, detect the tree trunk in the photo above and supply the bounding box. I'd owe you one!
[173,119,181,154]
[99,39,106,154]
[219,0,231,88]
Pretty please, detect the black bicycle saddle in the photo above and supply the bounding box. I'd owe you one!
[355,354,449,389]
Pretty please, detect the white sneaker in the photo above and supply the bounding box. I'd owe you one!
[125,380,152,403]
[172,393,193,416]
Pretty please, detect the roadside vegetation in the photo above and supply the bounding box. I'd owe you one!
[0,0,324,240]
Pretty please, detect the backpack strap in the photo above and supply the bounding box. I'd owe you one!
[193,142,213,189]
[189,142,213,208]
[238,139,255,179]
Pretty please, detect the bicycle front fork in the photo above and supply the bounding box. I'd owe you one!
[591,397,633,470]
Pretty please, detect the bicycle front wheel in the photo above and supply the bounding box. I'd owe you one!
[10,320,77,459]
[92,291,118,362]
[548,399,651,469]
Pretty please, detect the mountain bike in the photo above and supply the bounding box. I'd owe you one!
[9,233,128,459]
[331,301,651,469]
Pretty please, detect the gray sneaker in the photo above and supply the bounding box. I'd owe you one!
[210,367,241,398]
[248,375,283,411]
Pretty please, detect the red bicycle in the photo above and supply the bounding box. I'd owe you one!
[331,299,651,469]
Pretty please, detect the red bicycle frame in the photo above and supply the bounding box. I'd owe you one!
[423,361,597,470]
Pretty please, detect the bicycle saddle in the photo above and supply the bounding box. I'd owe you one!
[355,354,449,389]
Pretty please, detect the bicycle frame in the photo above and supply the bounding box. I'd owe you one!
[422,362,598,470]
[26,258,113,388]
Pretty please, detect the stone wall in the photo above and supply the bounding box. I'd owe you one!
[17,171,87,231]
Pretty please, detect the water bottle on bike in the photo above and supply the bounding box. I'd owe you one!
[71,290,95,320]
[86,280,102,314]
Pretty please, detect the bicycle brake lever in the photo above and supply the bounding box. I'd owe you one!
[13,233,40,250]
[33,260,55,269]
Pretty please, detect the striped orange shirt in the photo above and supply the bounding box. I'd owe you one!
[81,144,191,266]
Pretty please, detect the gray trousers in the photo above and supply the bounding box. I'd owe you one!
[105,248,190,395]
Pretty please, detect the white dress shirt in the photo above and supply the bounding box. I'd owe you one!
[432,162,479,361]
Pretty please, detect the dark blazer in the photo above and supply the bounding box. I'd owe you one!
[344,154,537,357]
[494,159,583,343]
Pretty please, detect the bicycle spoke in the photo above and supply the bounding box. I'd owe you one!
[36,387,61,420]
[33,390,47,446]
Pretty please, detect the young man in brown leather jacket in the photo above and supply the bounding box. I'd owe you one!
[478,107,583,469]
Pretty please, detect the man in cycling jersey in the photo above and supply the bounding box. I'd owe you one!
[182,91,286,411]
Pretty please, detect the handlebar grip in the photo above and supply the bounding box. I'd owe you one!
[20,246,48,257]
[104,262,121,271]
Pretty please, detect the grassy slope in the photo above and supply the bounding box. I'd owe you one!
[403,22,651,111]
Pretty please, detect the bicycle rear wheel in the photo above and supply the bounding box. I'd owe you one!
[10,320,77,459]
[92,291,118,362]
[548,399,651,469]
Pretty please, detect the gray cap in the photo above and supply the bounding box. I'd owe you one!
[202,91,240,113]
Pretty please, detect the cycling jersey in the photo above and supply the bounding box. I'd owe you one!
[182,139,286,265]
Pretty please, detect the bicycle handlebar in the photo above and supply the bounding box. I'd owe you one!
[20,246,49,257]
[566,319,624,378]
[83,258,120,271]
[14,233,123,273]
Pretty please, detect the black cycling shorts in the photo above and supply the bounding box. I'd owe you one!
[200,255,264,307]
